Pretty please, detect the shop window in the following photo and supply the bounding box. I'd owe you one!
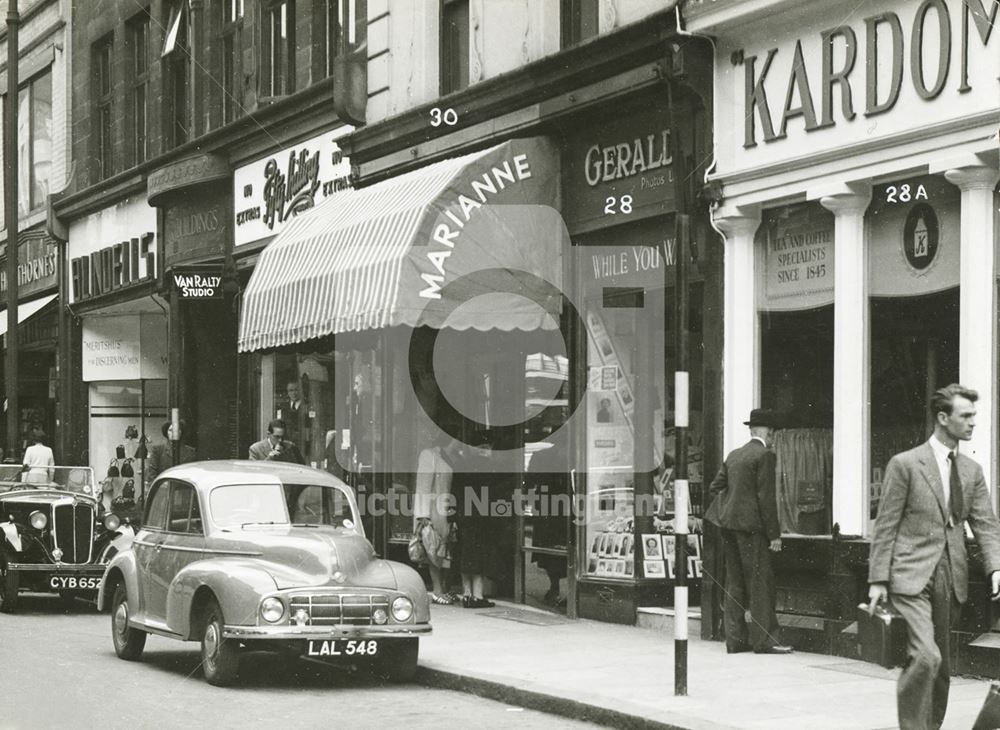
[92,35,114,180]
[218,0,244,124]
[440,0,469,95]
[126,10,150,166]
[560,0,598,49]
[260,1,295,98]
[757,202,836,536]
[162,1,191,147]
[14,70,52,216]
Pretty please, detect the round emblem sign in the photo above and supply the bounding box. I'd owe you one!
[902,203,939,272]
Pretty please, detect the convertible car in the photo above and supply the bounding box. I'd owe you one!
[1,465,132,612]
[98,461,431,686]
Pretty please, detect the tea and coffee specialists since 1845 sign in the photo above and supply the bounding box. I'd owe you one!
[233,126,354,247]
[759,201,835,311]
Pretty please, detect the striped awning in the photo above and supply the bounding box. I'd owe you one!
[238,137,563,352]
[0,293,57,337]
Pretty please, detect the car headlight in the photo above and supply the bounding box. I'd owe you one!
[103,513,121,531]
[391,596,413,622]
[52,548,63,561]
[260,597,284,623]
[29,511,47,530]
[373,608,388,625]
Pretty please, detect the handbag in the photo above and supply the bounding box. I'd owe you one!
[973,681,1000,730]
[120,459,134,478]
[106,459,120,478]
[408,527,427,564]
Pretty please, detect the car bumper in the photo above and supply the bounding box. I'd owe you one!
[223,624,432,640]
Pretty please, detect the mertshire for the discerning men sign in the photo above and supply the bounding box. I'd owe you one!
[172,269,224,299]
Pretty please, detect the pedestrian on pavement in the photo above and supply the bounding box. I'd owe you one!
[525,433,570,608]
[414,433,462,605]
[22,432,54,484]
[868,383,1000,730]
[145,421,197,488]
[705,408,792,655]
[248,419,305,464]
[453,432,501,609]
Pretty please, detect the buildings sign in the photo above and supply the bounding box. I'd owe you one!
[233,127,354,247]
[714,0,997,174]
[70,233,156,303]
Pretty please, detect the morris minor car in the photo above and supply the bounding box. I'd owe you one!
[1,466,134,612]
[98,461,431,686]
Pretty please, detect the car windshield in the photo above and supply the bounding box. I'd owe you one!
[210,482,357,530]
[0,465,97,497]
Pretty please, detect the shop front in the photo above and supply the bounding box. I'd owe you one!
[147,154,236,460]
[0,230,60,456]
[686,0,1000,672]
[65,195,167,507]
[238,136,567,605]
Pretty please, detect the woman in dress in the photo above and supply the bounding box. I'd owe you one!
[23,432,55,484]
[413,433,462,605]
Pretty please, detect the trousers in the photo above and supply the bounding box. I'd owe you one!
[721,529,780,652]
[891,553,960,730]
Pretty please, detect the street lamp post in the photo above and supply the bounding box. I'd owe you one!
[4,0,20,460]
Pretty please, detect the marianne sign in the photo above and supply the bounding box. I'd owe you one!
[233,126,354,247]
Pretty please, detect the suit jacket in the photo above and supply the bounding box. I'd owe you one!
[144,441,197,487]
[868,441,1000,603]
[248,438,304,465]
[704,439,780,541]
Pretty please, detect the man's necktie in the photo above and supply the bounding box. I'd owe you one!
[948,452,964,524]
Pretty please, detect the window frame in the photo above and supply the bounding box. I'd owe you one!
[165,479,204,535]
[126,9,151,167]
[218,0,244,125]
[162,1,191,148]
[144,480,171,531]
[12,70,53,215]
[560,0,599,49]
[260,0,296,99]
[439,0,469,96]
[92,34,115,180]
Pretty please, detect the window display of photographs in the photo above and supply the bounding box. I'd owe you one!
[590,534,602,555]
[644,560,666,578]
[642,533,662,559]
[611,533,625,556]
[598,560,608,574]
[612,560,626,575]
[588,558,598,573]
[625,561,634,577]
[662,534,676,557]
[688,556,703,578]
[666,556,676,579]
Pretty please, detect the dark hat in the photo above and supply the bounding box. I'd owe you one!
[743,408,781,428]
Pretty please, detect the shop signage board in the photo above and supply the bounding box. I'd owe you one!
[0,237,57,298]
[562,96,677,234]
[171,266,224,299]
[67,196,159,305]
[759,202,835,311]
[81,314,168,382]
[233,126,354,248]
[163,196,229,267]
[708,0,999,175]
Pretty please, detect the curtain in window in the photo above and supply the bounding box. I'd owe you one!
[774,428,832,535]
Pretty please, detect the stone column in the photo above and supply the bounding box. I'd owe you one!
[820,185,871,536]
[715,208,761,457]
[944,162,1000,489]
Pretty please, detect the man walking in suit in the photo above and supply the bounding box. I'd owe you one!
[706,408,792,654]
[869,384,1000,730]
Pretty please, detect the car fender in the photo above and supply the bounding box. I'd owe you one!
[166,558,281,639]
[98,549,139,613]
[384,559,432,624]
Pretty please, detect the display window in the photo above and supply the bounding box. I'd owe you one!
[757,202,835,536]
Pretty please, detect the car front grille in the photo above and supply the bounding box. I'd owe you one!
[53,504,94,564]
[289,593,391,626]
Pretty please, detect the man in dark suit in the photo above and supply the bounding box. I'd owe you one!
[705,408,791,655]
[869,384,1000,730]
[248,419,305,464]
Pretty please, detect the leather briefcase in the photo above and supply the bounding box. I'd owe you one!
[857,602,908,669]
[973,681,1000,730]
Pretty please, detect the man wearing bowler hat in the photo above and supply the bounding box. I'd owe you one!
[705,408,792,654]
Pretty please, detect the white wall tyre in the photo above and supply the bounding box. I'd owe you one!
[111,583,146,660]
[201,598,241,686]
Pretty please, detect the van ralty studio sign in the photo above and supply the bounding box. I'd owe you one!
[172,268,224,299]
[233,128,354,247]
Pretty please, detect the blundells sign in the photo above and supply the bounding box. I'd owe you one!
[739,0,996,148]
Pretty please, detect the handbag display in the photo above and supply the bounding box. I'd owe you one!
[857,602,908,669]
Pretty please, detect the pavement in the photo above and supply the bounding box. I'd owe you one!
[416,600,998,730]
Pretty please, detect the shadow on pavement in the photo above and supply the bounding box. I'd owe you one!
[6,593,100,616]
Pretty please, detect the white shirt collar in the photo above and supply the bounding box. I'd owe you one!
[751,436,768,448]
[929,434,956,461]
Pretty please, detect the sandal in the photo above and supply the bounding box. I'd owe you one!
[430,592,452,605]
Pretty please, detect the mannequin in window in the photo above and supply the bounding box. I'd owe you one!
[349,371,374,468]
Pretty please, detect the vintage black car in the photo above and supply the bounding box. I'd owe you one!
[0,465,134,612]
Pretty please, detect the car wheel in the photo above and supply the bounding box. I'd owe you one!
[201,598,240,687]
[0,570,19,613]
[111,583,146,660]
[373,638,419,683]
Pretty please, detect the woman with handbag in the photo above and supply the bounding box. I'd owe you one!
[413,434,462,605]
